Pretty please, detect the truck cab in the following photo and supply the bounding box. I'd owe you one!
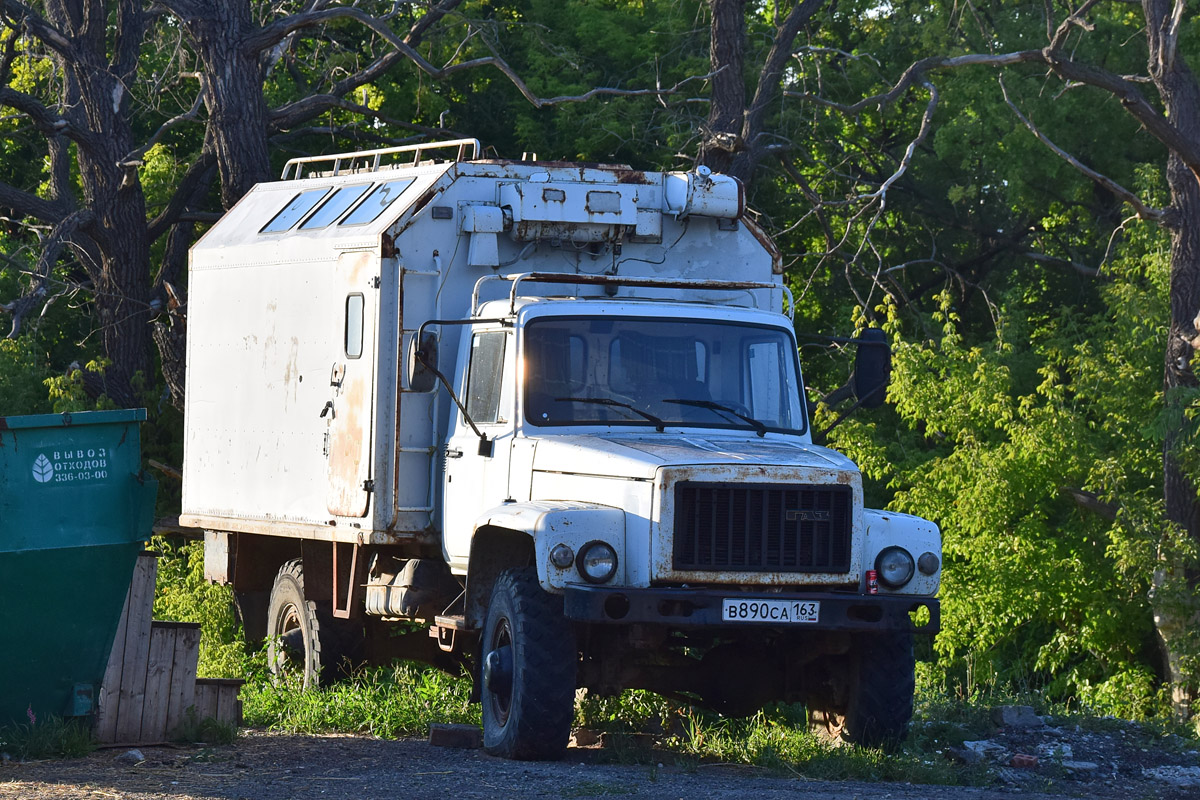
[182,139,940,760]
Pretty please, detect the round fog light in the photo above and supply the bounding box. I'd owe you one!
[550,543,575,569]
[576,541,619,584]
[875,546,915,588]
[917,551,940,575]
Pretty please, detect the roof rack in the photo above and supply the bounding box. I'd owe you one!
[280,138,481,180]
[470,272,793,319]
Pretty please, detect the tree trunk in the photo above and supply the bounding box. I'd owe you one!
[47,0,153,407]
[700,0,746,173]
[169,0,273,208]
[1148,0,1200,718]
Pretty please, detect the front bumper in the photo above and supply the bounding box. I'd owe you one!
[564,585,939,633]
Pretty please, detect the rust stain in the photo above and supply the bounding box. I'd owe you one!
[742,215,783,275]
[327,376,368,517]
[614,169,651,185]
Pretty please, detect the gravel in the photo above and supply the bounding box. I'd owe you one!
[3,728,1200,800]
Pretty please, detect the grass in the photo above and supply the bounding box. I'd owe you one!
[0,716,95,760]
[242,662,480,738]
[148,538,1198,784]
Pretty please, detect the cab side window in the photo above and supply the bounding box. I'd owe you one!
[466,332,508,424]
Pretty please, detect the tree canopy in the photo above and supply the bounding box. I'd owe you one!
[3,0,1200,721]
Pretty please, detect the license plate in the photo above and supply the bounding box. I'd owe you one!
[721,598,820,624]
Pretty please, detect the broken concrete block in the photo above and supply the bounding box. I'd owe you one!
[428,723,483,749]
[990,705,1044,728]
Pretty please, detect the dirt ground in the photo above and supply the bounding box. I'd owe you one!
[3,729,1199,800]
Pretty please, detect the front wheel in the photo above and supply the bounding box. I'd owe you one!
[480,567,577,760]
[808,632,915,749]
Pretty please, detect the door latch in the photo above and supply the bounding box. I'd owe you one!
[362,479,374,492]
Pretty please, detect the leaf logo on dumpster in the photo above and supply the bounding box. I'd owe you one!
[32,454,54,484]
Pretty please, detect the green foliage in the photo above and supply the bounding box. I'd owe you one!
[831,210,1175,716]
[44,359,118,413]
[2,0,1190,729]
[151,537,247,678]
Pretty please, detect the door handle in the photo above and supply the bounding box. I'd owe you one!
[320,401,334,419]
[445,447,463,459]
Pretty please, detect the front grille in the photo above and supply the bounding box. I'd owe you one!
[672,483,852,572]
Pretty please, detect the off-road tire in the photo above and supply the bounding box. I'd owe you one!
[480,567,577,760]
[266,559,361,688]
[809,632,915,750]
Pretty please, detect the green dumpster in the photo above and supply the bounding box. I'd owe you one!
[0,409,158,726]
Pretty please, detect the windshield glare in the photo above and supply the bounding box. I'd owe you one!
[523,316,805,434]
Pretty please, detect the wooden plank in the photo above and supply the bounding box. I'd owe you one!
[138,624,175,743]
[113,554,158,743]
[164,623,200,737]
[192,682,218,722]
[195,679,245,726]
[94,571,133,743]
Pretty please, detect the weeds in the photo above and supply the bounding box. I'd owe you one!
[173,708,238,745]
[147,537,1198,787]
[242,663,479,737]
[0,716,95,760]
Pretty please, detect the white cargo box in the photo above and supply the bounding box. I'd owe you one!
[180,140,784,544]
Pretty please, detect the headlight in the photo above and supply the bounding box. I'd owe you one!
[576,541,619,584]
[875,546,915,588]
[549,543,575,569]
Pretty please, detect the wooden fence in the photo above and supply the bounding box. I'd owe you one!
[94,553,242,744]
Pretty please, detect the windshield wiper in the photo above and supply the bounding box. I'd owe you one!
[663,399,768,437]
[556,397,666,432]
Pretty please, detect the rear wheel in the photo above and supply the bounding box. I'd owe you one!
[266,559,361,688]
[808,632,915,749]
[480,567,576,760]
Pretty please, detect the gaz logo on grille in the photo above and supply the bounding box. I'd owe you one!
[786,509,830,522]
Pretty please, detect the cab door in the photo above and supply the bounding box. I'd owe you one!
[325,250,378,517]
[442,327,514,567]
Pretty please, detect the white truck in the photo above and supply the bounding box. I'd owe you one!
[181,138,941,759]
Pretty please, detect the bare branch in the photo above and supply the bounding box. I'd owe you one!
[1163,0,1185,73]
[998,76,1164,221]
[1,208,94,338]
[743,0,826,151]
[120,92,205,167]
[146,153,217,242]
[245,5,720,109]
[786,41,1200,180]
[404,0,463,47]
[1048,0,1102,51]
[1022,251,1101,277]
[1,0,74,59]
[0,85,75,138]
[783,51,1036,114]
[776,155,836,252]
[270,96,468,142]
[0,179,72,225]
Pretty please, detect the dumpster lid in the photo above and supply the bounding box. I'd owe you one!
[0,409,147,430]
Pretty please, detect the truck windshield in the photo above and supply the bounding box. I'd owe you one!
[523,316,806,435]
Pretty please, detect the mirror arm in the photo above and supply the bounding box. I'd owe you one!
[414,318,508,445]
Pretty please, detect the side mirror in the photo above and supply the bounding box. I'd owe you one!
[852,328,890,409]
[407,332,438,393]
